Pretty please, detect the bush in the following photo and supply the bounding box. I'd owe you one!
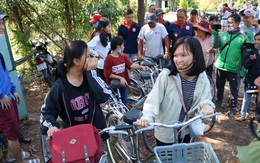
[164,7,170,13]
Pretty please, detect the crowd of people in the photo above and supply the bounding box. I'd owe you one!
[1,2,260,162]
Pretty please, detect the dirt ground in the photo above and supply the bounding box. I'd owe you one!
[6,75,257,163]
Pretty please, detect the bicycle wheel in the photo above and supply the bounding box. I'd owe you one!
[207,75,215,100]
[142,130,156,153]
[203,113,216,133]
[128,79,145,102]
[106,112,135,162]
[129,69,144,85]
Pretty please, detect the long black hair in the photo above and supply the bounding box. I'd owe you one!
[96,17,111,47]
[55,40,88,80]
[168,36,205,76]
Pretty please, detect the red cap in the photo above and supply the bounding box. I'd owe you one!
[89,14,102,24]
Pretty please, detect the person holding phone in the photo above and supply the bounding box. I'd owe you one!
[235,32,260,121]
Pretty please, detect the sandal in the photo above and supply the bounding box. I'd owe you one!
[235,116,245,122]
[19,137,32,143]
[28,158,40,163]
[6,150,30,162]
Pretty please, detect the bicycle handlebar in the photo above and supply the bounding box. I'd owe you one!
[99,125,133,135]
[133,112,222,134]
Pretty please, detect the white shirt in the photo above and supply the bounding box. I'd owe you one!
[87,35,110,69]
[138,23,168,58]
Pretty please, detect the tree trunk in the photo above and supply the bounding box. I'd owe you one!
[156,0,162,8]
[172,0,177,11]
[137,0,145,27]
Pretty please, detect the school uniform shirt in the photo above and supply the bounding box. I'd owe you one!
[138,23,168,58]
[87,35,110,69]
[118,21,140,54]
[104,53,133,85]
[168,22,195,47]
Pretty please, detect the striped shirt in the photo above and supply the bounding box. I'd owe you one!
[179,76,198,122]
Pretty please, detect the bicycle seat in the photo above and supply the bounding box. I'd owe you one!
[141,60,154,67]
[123,108,142,125]
[110,79,122,89]
[140,73,151,80]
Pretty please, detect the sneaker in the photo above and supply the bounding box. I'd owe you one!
[226,108,236,116]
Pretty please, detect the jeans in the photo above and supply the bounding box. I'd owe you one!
[125,53,137,61]
[240,89,253,117]
[237,76,243,93]
[119,87,128,107]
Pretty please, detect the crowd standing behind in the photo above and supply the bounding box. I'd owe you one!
[88,13,102,41]
[87,17,111,81]
[137,13,170,68]
[168,9,195,48]
[213,14,247,116]
[118,9,140,61]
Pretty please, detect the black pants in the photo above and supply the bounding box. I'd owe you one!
[156,134,191,146]
[216,69,238,105]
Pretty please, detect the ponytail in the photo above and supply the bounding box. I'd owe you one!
[55,60,67,81]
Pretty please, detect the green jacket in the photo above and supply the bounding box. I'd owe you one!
[213,29,247,73]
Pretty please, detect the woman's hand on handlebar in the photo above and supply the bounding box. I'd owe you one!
[47,126,60,137]
[136,119,149,128]
[200,104,214,115]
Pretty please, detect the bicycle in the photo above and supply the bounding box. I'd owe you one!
[128,56,163,107]
[105,97,221,163]
[133,113,221,163]
[136,112,221,154]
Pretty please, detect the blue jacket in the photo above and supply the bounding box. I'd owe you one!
[0,53,16,106]
[168,22,195,47]
[242,48,260,86]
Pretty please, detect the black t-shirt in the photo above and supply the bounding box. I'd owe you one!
[63,74,90,125]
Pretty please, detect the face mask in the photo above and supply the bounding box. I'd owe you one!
[227,27,234,32]
[117,49,122,54]
[93,22,98,28]
[254,45,260,50]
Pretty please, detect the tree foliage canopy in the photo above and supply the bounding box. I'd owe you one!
[1,0,132,57]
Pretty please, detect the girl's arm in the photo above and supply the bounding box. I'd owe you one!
[130,63,146,70]
[86,70,112,103]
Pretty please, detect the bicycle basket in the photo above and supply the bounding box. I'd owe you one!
[154,142,219,163]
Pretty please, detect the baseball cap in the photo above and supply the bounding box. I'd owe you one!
[147,13,156,23]
[191,9,198,15]
[0,14,9,21]
[156,8,165,15]
[89,14,102,24]
[244,9,256,17]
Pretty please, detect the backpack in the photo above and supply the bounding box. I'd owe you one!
[50,124,104,163]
